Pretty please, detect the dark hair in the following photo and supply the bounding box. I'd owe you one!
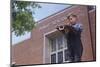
[67,14,77,19]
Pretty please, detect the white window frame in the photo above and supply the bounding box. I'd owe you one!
[50,35,68,63]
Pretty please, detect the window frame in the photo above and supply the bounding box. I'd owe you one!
[50,35,69,63]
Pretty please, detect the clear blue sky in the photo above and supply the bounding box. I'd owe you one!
[12,2,71,45]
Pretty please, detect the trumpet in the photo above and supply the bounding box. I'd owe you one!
[56,22,74,33]
[56,25,65,31]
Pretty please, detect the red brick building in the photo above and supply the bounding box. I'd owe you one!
[12,5,96,65]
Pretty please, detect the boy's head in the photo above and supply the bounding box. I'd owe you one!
[67,14,78,25]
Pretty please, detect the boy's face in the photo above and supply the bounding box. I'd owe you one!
[69,16,77,25]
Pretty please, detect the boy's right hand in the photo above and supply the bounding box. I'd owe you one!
[66,22,72,26]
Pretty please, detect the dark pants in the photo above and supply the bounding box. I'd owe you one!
[68,43,83,62]
[66,32,83,62]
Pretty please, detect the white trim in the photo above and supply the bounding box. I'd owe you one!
[43,34,45,64]
[44,29,57,36]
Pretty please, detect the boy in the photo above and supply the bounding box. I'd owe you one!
[56,14,83,62]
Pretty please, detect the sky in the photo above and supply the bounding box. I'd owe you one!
[12,2,71,45]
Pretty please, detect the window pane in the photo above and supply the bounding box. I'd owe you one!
[64,49,70,61]
[58,51,63,63]
[64,36,68,48]
[51,54,56,64]
[51,39,56,52]
[57,36,63,50]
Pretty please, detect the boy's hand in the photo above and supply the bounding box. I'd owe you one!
[66,22,72,26]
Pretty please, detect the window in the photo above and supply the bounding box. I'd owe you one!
[57,36,63,50]
[50,35,69,63]
[51,38,56,52]
[51,54,56,64]
[64,36,68,48]
[58,51,63,63]
[64,49,70,61]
